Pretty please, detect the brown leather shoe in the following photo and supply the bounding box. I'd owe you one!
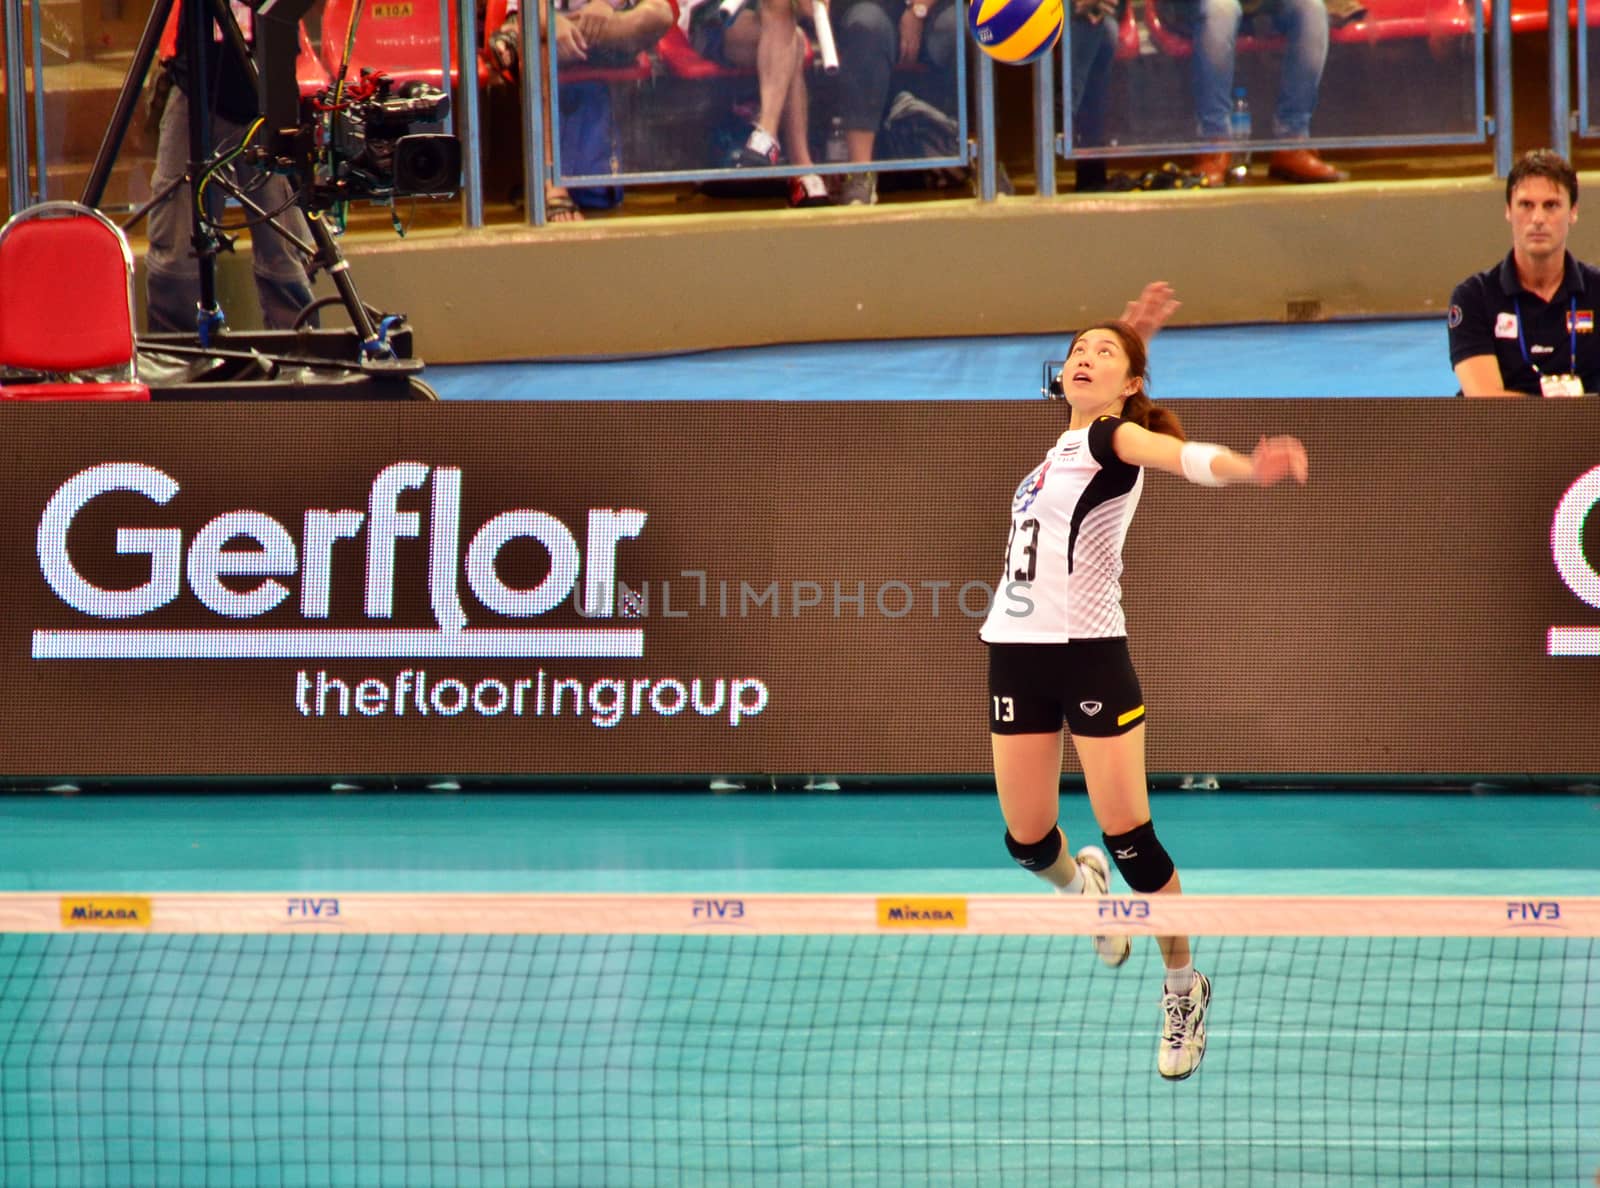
[1192,152,1232,188]
[1267,149,1348,184]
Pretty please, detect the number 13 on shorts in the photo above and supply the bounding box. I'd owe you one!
[992,696,1015,723]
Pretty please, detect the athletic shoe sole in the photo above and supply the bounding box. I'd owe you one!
[1075,845,1132,967]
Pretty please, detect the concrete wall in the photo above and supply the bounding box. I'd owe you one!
[190,174,1600,363]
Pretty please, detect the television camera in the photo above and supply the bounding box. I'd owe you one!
[316,75,462,207]
[78,0,463,394]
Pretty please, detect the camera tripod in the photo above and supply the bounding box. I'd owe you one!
[79,0,427,393]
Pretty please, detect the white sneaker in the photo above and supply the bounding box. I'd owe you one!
[1158,970,1210,1080]
[788,172,833,208]
[1071,845,1131,967]
[736,126,782,167]
[839,172,878,205]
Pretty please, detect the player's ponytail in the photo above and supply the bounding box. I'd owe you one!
[1076,321,1187,441]
[1121,390,1187,442]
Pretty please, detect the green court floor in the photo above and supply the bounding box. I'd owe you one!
[0,791,1594,1186]
[1,790,1595,894]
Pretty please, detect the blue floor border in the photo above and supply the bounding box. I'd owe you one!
[426,319,1460,403]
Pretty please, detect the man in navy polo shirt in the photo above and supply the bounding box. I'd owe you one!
[1448,149,1600,398]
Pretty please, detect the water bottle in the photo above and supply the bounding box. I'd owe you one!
[825,117,849,166]
[1228,87,1252,182]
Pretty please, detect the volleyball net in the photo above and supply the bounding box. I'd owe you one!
[0,894,1595,1186]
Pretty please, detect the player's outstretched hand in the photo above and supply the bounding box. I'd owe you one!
[1121,281,1181,344]
[1250,435,1309,486]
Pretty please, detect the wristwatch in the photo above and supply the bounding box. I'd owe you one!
[907,1,929,16]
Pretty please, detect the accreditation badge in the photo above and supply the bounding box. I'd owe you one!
[1539,373,1586,397]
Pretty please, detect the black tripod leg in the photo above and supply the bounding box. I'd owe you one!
[119,169,189,234]
[182,0,227,343]
[306,212,390,357]
[204,171,315,258]
[80,0,176,207]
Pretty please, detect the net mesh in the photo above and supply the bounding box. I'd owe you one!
[1,923,1596,1186]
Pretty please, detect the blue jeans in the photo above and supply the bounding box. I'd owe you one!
[838,0,961,132]
[1068,11,1119,149]
[1188,0,1328,140]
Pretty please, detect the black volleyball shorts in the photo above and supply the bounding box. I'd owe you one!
[986,638,1146,737]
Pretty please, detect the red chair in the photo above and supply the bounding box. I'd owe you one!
[1494,0,1600,32]
[0,202,150,402]
[320,0,490,90]
[1113,3,1140,60]
[297,21,333,92]
[657,21,735,78]
[157,6,329,97]
[1333,0,1478,43]
[1143,0,1476,55]
[656,3,812,79]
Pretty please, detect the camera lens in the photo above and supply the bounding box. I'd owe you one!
[394,134,462,195]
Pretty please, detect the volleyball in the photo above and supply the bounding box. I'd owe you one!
[967,0,1064,64]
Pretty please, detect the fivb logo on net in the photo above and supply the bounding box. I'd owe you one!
[32,461,648,662]
[1550,462,1600,657]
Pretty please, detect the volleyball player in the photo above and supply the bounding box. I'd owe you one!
[980,316,1308,1079]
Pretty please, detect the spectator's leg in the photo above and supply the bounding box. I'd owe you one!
[723,0,802,146]
[545,15,585,220]
[590,0,674,54]
[1191,0,1241,142]
[1069,13,1117,142]
[1069,13,1118,190]
[779,25,817,166]
[756,0,801,141]
[1261,0,1343,180]
[839,0,896,163]
[1268,0,1328,139]
[1188,0,1240,184]
[919,1,960,116]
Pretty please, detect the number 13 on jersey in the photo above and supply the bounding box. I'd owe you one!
[1006,518,1040,582]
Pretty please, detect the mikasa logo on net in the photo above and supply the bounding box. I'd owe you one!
[32,461,649,660]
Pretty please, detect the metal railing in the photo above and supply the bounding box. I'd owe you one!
[0,0,1535,231]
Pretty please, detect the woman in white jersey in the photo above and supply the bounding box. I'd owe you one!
[980,314,1308,1080]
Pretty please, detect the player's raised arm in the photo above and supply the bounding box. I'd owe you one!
[1111,421,1309,487]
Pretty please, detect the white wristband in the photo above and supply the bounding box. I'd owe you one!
[1179,441,1227,487]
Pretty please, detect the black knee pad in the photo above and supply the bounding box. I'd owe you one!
[1103,821,1174,893]
[1004,825,1062,872]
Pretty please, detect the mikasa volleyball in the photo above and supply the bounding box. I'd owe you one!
[967,0,1065,64]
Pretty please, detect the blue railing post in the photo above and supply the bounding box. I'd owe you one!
[977,51,997,200]
[1494,0,1513,175]
[1549,0,1572,157]
[457,0,484,228]
[1036,38,1056,197]
[4,0,31,213]
[1579,0,1591,134]
[523,1,547,225]
[28,0,46,200]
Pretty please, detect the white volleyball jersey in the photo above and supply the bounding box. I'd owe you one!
[979,415,1143,643]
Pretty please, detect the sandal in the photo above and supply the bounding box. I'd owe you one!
[545,186,583,223]
[486,18,520,84]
